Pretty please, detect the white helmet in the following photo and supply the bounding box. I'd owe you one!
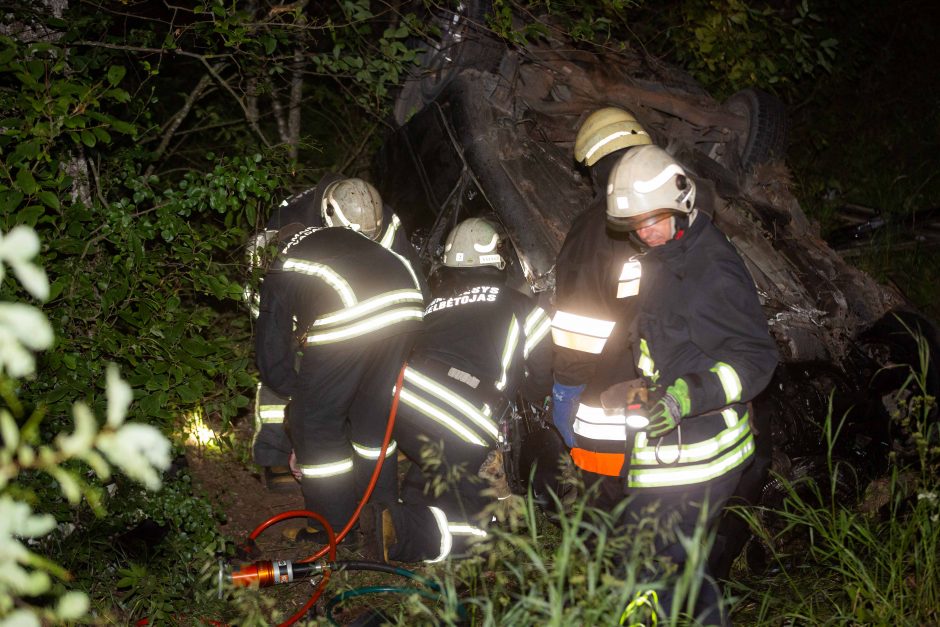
[321,178,383,240]
[441,218,505,270]
[606,145,696,232]
[574,107,651,167]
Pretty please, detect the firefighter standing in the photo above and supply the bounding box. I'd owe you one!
[255,179,425,538]
[247,174,427,491]
[551,108,651,448]
[359,218,552,563]
[591,145,778,625]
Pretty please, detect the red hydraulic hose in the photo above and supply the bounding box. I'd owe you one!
[245,362,408,626]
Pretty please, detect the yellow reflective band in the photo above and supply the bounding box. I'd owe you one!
[399,388,488,447]
[283,259,357,306]
[551,311,616,353]
[551,328,609,354]
[312,290,425,327]
[617,261,642,298]
[306,307,424,344]
[387,246,422,292]
[447,523,487,537]
[551,311,616,338]
[379,213,401,249]
[633,418,751,464]
[426,506,453,563]
[258,407,285,423]
[637,338,657,379]
[523,307,551,359]
[585,129,651,162]
[403,368,498,440]
[711,362,743,404]
[352,440,397,459]
[628,436,754,488]
[495,316,520,391]
[722,407,739,428]
[299,458,354,478]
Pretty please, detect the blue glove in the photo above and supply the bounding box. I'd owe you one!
[551,382,585,448]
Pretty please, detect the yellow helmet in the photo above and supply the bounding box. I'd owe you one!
[574,107,652,166]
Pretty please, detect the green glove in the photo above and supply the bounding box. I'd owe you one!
[646,393,682,438]
[646,378,692,437]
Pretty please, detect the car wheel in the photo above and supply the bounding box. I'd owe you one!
[720,88,789,172]
[392,0,496,126]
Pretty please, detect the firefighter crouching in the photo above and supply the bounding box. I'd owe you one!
[551,107,651,448]
[582,146,779,625]
[254,179,425,540]
[246,174,428,491]
[359,218,553,563]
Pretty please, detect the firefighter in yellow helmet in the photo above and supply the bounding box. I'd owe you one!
[588,145,778,625]
[550,107,651,448]
[255,178,426,540]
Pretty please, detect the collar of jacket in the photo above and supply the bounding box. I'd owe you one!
[641,210,709,278]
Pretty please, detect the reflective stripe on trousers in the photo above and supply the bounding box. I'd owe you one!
[425,506,488,563]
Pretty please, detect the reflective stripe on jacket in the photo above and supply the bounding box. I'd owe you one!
[571,215,778,488]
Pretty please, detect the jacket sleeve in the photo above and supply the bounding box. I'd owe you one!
[388,213,430,300]
[520,298,554,401]
[551,208,619,386]
[255,272,301,398]
[668,255,779,418]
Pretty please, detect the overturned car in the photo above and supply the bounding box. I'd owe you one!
[371,10,939,572]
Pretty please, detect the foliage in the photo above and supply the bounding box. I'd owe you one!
[0,225,171,625]
[658,0,837,98]
[732,329,939,625]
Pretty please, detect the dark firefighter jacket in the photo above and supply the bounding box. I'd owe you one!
[420,278,553,400]
[571,213,779,489]
[403,276,554,447]
[552,201,641,387]
[255,227,425,398]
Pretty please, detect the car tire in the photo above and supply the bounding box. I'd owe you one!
[392,0,496,126]
[722,88,789,171]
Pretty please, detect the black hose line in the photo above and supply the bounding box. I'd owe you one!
[329,561,441,592]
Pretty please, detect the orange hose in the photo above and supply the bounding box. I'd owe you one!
[247,362,408,625]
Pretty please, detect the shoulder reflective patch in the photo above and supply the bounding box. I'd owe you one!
[379,213,401,249]
[617,260,642,298]
[283,258,357,306]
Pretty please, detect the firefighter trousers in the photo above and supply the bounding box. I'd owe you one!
[383,362,496,562]
[287,332,414,533]
[592,467,744,627]
[251,383,292,467]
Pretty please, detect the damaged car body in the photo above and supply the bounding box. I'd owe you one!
[371,18,939,572]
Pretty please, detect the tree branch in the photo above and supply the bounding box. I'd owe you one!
[73,41,273,148]
[145,67,219,175]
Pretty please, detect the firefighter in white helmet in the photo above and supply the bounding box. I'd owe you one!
[359,217,552,563]
[588,145,778,625]
[255,178,426,541]
[245,175,427,492]
[550,107,651,448]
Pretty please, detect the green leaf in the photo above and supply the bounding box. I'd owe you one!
[37,191,60,210]
[16,167,38,194]
[80,129,96,147]
[107,65,127,86]
[16,205,44,226]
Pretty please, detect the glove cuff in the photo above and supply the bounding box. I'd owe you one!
[662,394,682,423]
